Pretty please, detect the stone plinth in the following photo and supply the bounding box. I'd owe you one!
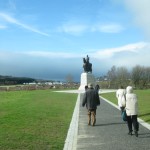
[78,72,96,90]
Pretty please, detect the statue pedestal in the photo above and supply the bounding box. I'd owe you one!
[78,72,96,90]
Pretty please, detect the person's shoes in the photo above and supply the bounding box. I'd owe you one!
[128,132,132,135]
[135,131,138,137]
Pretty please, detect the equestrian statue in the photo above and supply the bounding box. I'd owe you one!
[83,55,92,73]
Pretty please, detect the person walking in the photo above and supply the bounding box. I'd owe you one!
[116,86,126,114]
[85,85,88,91]
[95,84,100,94]
[125,86,139,137]
[82,83,100,126]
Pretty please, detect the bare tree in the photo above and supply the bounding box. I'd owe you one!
[116,66,130,87]
[140,66,150,88]
[107,66,117,88]
[105,65,150,89]
[131,65,144,88]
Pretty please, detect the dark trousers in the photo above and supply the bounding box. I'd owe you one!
[127,115,139,132]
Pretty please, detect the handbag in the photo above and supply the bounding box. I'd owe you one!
[122,110,127,121]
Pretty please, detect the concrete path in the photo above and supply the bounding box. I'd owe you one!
[77,94,150,150]
[60,90,150,150]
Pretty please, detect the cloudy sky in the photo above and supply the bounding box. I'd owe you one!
[0,0,150,82]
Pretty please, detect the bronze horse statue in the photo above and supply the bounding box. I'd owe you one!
[83,55,92,73]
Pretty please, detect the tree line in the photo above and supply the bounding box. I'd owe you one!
[105,65,150,89]
[0,75,35,85]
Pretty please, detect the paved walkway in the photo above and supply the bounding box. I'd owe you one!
[61,90,150,150]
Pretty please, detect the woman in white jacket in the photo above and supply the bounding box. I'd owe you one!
[126,86,139,137]
[116,86,126,113]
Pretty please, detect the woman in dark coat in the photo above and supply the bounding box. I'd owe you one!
[82,83,100,126]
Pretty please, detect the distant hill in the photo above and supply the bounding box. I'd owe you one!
[0,75,35,85]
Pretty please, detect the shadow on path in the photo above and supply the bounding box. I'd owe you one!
[95,122,125,126]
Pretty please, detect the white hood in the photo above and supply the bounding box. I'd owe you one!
[126,86,133,94]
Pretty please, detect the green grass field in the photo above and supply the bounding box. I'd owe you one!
[100,89,150,124]
[0,89,149,149]
[0,90,77,150]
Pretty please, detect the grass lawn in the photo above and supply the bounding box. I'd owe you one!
[0,90,77,150]
[100,89,150,124]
